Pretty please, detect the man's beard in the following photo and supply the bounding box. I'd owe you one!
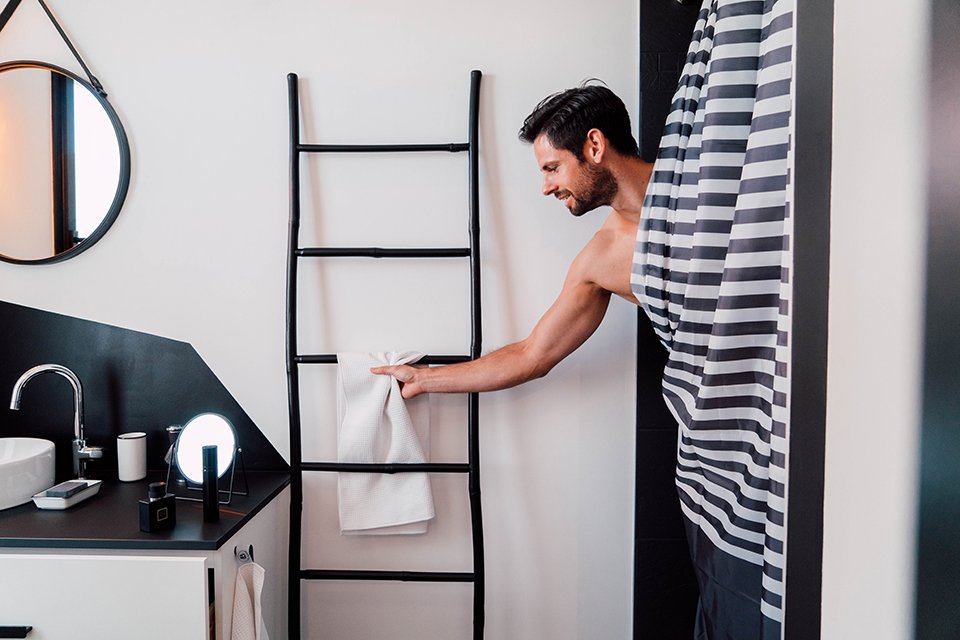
[565,163,618,217]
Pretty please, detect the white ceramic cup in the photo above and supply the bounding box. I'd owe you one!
[117,432,147,482]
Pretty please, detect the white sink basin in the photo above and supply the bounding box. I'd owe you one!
[0,438,56,511]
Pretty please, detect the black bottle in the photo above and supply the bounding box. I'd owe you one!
[139,481,177,533]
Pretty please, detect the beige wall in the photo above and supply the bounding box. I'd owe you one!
[823,0,929,637]
[0,1,640,638]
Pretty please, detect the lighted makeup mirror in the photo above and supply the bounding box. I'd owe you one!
[174,413,236,483]
[167,413,247,503]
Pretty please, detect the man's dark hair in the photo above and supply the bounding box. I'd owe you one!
[518,83,639,159]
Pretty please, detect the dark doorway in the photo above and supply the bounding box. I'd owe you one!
[634,4,700,638]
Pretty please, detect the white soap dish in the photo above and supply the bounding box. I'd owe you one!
[32,479,102,510]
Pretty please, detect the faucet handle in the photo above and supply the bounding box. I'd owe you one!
[78,444,104,459]
[73,439,104,461]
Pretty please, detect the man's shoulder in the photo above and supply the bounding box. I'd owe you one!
[594,210,640,249]
[567,212,639,293]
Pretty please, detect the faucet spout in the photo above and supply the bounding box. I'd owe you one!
[10,364,85,442]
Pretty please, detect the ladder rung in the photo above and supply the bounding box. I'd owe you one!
[293,353,472,364]
[297,247,470,258]
[296,354,470,365]
[301,569,475,583]
[301,462,470,474]
[298,143,469,153]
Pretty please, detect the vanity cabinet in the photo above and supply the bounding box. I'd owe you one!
[0,476,289,640]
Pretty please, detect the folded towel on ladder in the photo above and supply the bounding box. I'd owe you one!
[337,351,435,535]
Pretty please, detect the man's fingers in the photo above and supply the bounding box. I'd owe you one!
[370,365,423,398]
[370,365,412,382]
[370,365,401,377]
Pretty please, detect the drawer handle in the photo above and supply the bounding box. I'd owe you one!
[0,627,32,638]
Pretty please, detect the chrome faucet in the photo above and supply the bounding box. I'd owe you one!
[9,364,103,479]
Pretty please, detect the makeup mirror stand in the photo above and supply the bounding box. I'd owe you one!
[164,447,249,505]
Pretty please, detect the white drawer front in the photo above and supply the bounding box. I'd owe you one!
[0,554,209,640]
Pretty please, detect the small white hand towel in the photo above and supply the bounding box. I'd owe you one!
[231,562,269,640]
[337,351,434,535]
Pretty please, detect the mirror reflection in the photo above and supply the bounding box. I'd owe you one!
[0,62,129,264]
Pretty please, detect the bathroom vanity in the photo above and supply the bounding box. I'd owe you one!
[0,472,289,640]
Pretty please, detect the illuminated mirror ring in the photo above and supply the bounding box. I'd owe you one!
[175,413,237,484]
[0,60,131,265]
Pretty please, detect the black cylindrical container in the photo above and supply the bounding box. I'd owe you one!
[202,445,219,522]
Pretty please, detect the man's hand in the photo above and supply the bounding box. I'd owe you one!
[370,364,425,399]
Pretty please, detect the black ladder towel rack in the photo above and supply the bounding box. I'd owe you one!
[285,70,485,639]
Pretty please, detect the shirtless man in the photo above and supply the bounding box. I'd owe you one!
[372,85,654,397]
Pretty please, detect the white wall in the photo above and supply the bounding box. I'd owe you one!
[823,1,929,638]
[0,1,640,638]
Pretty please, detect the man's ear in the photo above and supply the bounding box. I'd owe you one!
[583,128,606,164]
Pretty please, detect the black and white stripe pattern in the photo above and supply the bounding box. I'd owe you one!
[632,0,793,635]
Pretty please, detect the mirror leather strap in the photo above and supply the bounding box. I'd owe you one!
[0,0,106,97]
[0,0,23,35]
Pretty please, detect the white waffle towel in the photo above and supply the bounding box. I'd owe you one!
[337,351,434,535]
[230,562,269,640]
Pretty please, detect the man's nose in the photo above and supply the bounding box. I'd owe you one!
[542,176,556,196]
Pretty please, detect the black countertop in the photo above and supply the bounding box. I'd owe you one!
[0,471,289,551]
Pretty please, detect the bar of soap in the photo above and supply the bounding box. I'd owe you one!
[45,480,88,498]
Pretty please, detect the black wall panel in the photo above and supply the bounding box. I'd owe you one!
[639,0,700,162]
[0,301,287,482]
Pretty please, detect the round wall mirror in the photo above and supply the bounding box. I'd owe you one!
[0,60,131,265]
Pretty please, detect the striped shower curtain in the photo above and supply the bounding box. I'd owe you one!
[632,0,794,638]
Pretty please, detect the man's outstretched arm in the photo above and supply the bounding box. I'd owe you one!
[371,243,612,398]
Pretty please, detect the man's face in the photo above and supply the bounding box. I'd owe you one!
[533,134,618,217]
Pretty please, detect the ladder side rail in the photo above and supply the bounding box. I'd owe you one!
[285,72,304,640]
[466,69,486,639]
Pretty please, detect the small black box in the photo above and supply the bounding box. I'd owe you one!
[139,482,177,533]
